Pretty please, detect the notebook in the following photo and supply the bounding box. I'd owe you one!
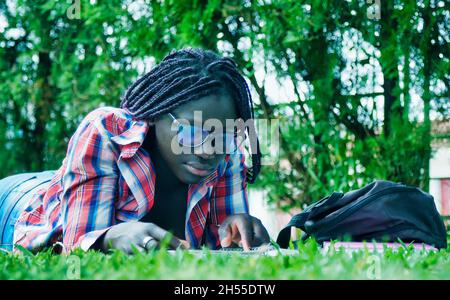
[168,244,299,257]
[167,242,437,257]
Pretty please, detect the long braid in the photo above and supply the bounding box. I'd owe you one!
[214,65,261,180]
[120,47,261,183]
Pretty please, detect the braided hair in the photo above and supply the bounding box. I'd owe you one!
[120,47,261,183]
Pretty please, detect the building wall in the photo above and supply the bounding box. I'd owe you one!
[430,147,450,179]
[429,147,450,215]
[430,179,443,212]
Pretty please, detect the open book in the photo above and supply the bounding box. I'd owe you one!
[167,241,437,257]
[168,244,300,257]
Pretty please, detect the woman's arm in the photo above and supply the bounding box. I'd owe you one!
[60,109,119,252]
[60,108,188,254]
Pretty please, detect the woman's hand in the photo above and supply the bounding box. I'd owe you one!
[218,213,270,251]
[99,222,189,254]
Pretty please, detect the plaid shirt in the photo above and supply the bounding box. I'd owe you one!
[13,106,249,253]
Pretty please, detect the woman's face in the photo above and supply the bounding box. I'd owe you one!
[152,92,238,184]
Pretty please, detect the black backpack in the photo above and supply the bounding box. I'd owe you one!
[276,180,448,249]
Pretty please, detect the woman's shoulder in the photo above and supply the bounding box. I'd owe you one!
[83,106,132,122]
[80,106,136,135]
[75,106,149,151]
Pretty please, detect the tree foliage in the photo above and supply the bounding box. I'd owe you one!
[0,0,448,210]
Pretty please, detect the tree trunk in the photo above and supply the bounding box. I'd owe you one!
[421,1,433,192]
[32,6,54,171]
[379,0,401,138]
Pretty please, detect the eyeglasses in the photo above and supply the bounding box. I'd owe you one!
[168,112,245,154]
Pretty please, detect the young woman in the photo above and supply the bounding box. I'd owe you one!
[0,48,270,254]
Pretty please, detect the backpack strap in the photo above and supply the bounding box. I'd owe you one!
[276,212,308,248]
[276,192,344,248]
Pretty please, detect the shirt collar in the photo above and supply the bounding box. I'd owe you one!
[110,108,149,159]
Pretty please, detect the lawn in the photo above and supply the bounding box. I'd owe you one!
[1,238,449,280]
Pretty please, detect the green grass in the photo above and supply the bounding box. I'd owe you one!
[1,238,449,280]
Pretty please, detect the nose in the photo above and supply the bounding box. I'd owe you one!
[193,141,222,160]
[193,145,215,160]
[195,152,214,160]
[194,151,225,170]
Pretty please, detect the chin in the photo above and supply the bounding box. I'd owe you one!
[180,173,203,185]
[173,168,203,185]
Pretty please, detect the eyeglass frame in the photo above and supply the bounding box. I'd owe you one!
[167,112,245,153]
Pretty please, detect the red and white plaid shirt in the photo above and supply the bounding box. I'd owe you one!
[13,106,249,253]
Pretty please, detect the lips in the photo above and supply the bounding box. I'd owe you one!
[183,162,215,177]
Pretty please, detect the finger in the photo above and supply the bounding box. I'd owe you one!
[219,222,233,247]
[143,238,159,251]
[234,218,253,251]
[252,219,270,246]
[145,223,170,240]
[178,239,190,250]
[229,224,242,246]
[146,223,183,249]
[121,245,140,255]
[166,233,184,250]
[130,243,146,254]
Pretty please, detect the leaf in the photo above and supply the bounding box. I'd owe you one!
[14,245,34,257]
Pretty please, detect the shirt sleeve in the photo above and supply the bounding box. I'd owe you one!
[60,110,118,252]
[205,149,250,249]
